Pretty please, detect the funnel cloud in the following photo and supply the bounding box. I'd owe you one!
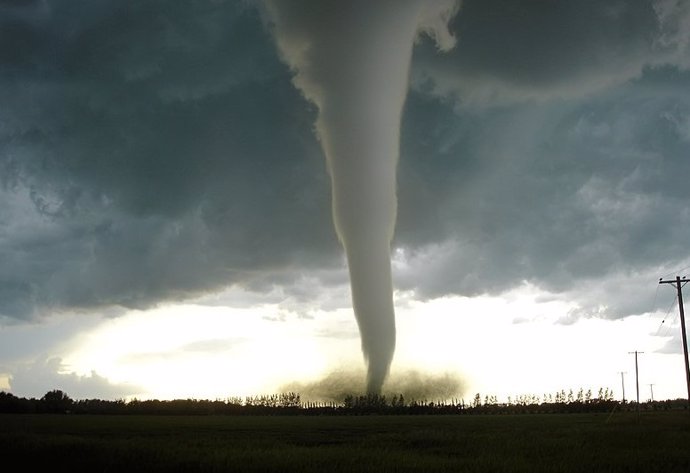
[261,0,459,393]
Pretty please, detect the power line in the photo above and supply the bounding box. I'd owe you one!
[656,295,680,338]
[661,265,690,280]
[649,282,662,318]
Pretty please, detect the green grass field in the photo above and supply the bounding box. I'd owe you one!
[1,411,688,472]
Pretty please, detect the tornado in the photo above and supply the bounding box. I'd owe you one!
[262,0,458,393]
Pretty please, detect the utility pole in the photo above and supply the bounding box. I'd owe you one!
[659,276,690,409]
[619,371,627,403]
[648,383,655,402]
[629,351,644,411]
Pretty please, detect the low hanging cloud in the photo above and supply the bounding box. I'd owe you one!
[0,0,688,324]
[7,356,142,400]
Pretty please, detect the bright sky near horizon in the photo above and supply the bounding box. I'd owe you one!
[1,0,690,403]
[2,277,687,403]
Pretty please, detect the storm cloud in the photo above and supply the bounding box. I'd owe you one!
[1,0,689,323]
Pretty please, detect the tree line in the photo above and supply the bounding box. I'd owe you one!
[1,389,686,415]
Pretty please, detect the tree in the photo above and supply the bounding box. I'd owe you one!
[41,390,73,413]
[473,393,482,408]
[279,392,301,408]
[604,388,613,401]
[391,394,405,408]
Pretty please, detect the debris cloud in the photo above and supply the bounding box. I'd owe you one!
[281,367,466,404]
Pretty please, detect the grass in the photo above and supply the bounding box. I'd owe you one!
[1,411,689,472]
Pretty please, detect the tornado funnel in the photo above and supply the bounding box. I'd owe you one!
[262,0,459,393]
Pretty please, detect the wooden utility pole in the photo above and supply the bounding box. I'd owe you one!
[659,276,690,408]
[628,351,644,411]
[648,383,655,402]
[619,371,627,403]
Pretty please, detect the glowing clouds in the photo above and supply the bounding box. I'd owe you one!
[262,0,458,393]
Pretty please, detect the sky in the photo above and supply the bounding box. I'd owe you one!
[1,0,690,403]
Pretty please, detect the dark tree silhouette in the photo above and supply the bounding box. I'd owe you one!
[41,390,73,413]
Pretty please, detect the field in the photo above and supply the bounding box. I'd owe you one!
[1,411,689,472]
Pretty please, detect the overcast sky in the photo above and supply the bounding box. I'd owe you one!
[1,0,689,402]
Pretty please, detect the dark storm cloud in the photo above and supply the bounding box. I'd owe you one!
[390,0,690,317]
[1,0,688,322]
[396,71,690,316]
[0,1,338,320]
[411,0,686,102]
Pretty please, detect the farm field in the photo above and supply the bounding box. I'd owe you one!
[1,411,689,472]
